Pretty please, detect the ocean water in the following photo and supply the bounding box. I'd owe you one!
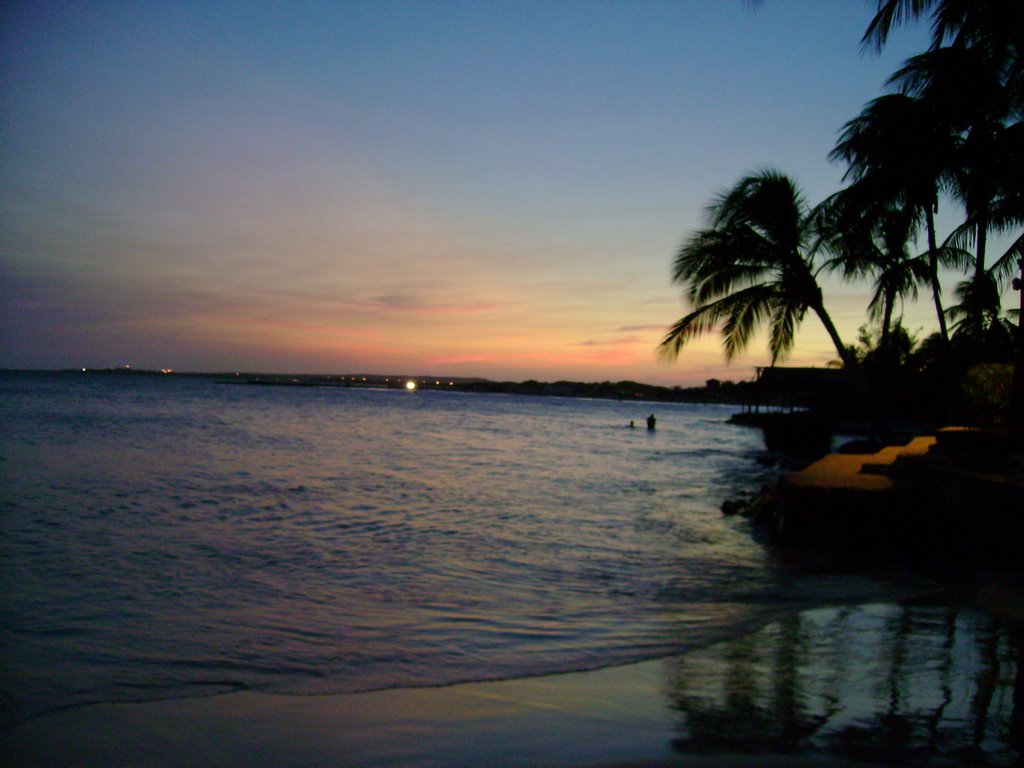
[0,371,923,729]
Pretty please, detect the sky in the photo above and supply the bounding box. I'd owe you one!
[0,0,980,386]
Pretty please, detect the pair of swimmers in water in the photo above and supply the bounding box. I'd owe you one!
[629,414,656,430]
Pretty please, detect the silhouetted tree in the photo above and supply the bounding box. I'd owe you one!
[661,170,857,368]
[816,184,931,354]
[890,46,1021,336]
[830,94,959,345]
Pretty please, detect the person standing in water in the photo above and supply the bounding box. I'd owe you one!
[646,414,656,430]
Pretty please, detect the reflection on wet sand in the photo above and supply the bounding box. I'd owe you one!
[665,602,1023,765]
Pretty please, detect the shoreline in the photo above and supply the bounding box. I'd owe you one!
[0,565,943,732]
[4,579,1021,768]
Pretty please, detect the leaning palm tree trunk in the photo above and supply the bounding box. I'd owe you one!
[812,300,857,370]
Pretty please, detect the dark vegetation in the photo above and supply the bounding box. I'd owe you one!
[662,0,1023,445]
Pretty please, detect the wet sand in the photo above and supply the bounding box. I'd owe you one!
[4,580,1022,767]
[0,664,889,768]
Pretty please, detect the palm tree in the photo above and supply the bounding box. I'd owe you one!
[986,122,1024,284]
[891,50,1006,248]
[863,0,1023,113]
[947,270,1014,352]
[830,93,958,344]
[816,185,931,354]
[861,2,1023,440]
[890,46,1021,336]
[660,170,857,369]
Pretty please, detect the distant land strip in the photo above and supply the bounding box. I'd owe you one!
[40,367,752,404]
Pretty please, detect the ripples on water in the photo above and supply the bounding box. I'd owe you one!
[0,373,925,726]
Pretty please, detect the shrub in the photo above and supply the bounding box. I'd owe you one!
[962,363,1014,427]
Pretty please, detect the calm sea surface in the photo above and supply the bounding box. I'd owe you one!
[0,371,922,728]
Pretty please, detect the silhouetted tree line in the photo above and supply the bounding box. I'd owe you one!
[662,1,1022,439]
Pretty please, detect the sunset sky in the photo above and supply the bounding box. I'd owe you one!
[1,1,962,385]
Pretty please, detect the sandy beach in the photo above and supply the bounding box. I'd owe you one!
[0,657,896,768]
[5,580,1021,768]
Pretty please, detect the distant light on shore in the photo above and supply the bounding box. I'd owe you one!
[405,381,417,391]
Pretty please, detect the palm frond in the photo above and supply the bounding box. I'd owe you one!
[829,94,956,223]
[947,272,1003,329]
[861,0,936,53]
[659,285,778,361]
[989,232,1024,284]
[710,170,806,253]
[865,282,889,324]
[674,229,773,283]
[720,286,780,361]
[767,295,804,364]
[932,237,974,272]
[906,255,933,286]
[943,220,977,252]
[691,261,774,306]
